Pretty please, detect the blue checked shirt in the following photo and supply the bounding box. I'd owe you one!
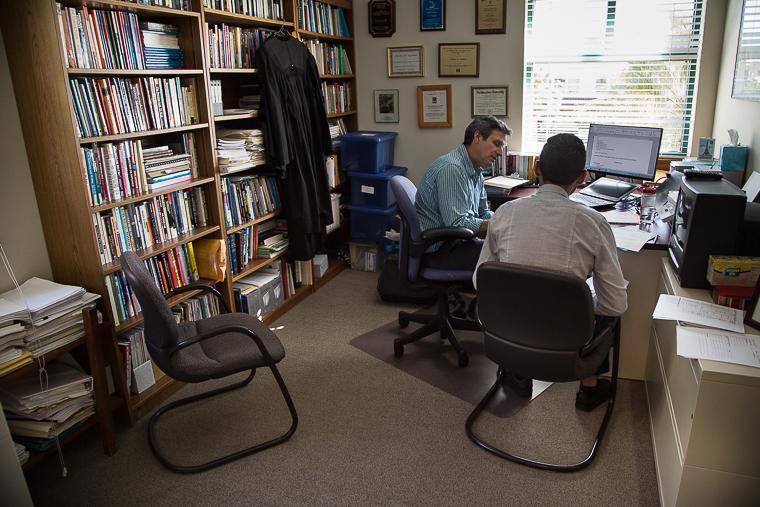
[415,144,493,249]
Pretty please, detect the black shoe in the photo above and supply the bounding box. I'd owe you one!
[575,379,612,412]
[501,371,532,397]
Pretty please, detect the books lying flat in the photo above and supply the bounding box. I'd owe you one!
[484,176,530,190]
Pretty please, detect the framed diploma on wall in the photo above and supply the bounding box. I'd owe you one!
[471,86,508,117]
[438,43,479,77]
[476,0,507,35]
[417,84,452,128]
[387,45,424,77]
[420,0,445,31]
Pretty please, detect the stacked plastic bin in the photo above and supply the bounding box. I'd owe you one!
[340,131,406,271]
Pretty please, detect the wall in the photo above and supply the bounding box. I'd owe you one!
[0,28,51,293]
[712,0,760,180]
[354,0,525,183]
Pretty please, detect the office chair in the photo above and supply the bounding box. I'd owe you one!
[391,175,482,367]
[467,262,620,471]
[119,252,298,473]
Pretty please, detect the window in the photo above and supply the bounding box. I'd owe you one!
[522,0,703,155]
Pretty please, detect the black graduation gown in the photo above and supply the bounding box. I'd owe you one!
[256,33,333,261]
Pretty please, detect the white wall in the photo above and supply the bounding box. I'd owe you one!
[354,0,525,183]
[0,29,52,293]
[712,0,760,181]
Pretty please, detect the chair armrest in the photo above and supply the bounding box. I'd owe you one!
[164,283,232,314]
[580,317,619,357]
[421,227,475,243]
[169,324,279,367]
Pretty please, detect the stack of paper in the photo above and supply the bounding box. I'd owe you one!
[14,441,29,465]
[652,295,759,368]
[0,278,100,376]
[0,360,95,444]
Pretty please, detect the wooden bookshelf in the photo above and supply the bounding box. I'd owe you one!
[0,0,357,429]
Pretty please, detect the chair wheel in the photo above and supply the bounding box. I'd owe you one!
[458,352,469,368]
[399,315,410,328]
[394,342,404,358]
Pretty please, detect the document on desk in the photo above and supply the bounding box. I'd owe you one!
[612,226,655,252]
[484,175,530,190]
[652,294,745,333]
[601,210,640,225]
[676,326,760,369]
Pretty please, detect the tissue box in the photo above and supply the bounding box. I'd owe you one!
[719,145,748,172]
[706,255,760,287]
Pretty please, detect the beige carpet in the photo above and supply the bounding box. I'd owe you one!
[24,269,659,506]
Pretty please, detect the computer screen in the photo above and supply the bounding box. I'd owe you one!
[586,124,663,181]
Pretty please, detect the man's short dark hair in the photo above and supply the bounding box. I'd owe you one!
[463,116,512,145]
[538,133,586,185]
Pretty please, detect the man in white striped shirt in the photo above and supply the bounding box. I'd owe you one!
[415,116,512,271]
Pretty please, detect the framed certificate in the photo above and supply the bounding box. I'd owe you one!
[369,0,396,38]
[438,43,479,77]
[420,0,445,31]
[387,45,424,77]
[476,0,507,35]
[471,86,508,117]
[374,89,399,123]
[417,84,452,128]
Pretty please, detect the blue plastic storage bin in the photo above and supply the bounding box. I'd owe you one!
[348,166,407,209]
[346,203,396,241]
[340,131,397,173]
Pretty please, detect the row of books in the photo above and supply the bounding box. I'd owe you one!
[125,0,191,10]
[321,81,352,114]
[217,128,265,173]
[304,40,352,76]
[70,76,198,138]
[92,187,208,265]
[203,0,285,20]
[206,24,271,69]
[82,134,199,206]
[221,174,281,228]
[105,242,199,325]
[297,0,350,37]
[142,23,184,70]
[501,151,539,182]
[328,117,346,139]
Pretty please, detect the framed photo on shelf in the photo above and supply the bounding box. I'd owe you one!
[420,0,446,31]
[476,0,507,34]
[471,86,508,117]
[438,43,480,77]
[387,45,424,77]
[417,84,452,128]
[374,89,400,123]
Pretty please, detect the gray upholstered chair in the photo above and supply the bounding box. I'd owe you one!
[119,252,297,473]
[467,261,620,471]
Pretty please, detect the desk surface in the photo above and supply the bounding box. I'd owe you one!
[487,185,671,250]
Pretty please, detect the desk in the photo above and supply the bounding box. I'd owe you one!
[487,185,669,379]
[645,259,760,506]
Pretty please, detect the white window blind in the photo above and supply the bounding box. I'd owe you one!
[523,0,703,155]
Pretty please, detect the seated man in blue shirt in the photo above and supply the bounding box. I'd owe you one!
[415,116,512,271]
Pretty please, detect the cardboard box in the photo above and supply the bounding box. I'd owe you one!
[706,255,760,287]
[349,242,384,272]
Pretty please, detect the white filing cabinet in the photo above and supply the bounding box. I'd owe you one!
[645,259,760,506]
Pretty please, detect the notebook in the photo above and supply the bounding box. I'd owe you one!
[570,177,638,208]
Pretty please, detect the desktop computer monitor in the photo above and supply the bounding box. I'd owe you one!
[586,124,663,181]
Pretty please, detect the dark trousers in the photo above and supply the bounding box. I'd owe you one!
[423,239,484,272]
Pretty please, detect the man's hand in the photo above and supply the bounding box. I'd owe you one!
[476,220,488,239]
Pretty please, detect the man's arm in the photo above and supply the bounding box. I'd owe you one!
[436,163,484,232]
[592,222,629,316]
[473,210,501,287]
[478,182,494,220]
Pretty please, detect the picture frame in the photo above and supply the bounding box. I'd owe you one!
[417,84,452,128]
[369,0,396,38]
[476,0,507,35]
[387,45,424,78]
[732,0,760,101]
[471,86,508,117]
[420,0,445,31]
[438,43,480,77]
[745,276,760,331]
[374,89,400,123]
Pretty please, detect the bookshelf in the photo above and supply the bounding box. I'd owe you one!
[1,0,356,425]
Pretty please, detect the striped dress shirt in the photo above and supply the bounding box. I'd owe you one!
[415,144,493,244]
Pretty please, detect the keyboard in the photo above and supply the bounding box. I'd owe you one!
[570,193,614,208]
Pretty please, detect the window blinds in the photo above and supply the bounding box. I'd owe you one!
[523,0,703,155]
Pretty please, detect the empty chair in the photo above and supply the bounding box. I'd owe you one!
[119,251,297,473]
[391,175,481,368]
[467,261,620,471]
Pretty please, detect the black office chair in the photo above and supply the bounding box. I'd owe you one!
[119,252,298,473]
[467,262,620,471]
[391,175,482,367]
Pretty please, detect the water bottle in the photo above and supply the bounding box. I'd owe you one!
[639,186,657,226]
